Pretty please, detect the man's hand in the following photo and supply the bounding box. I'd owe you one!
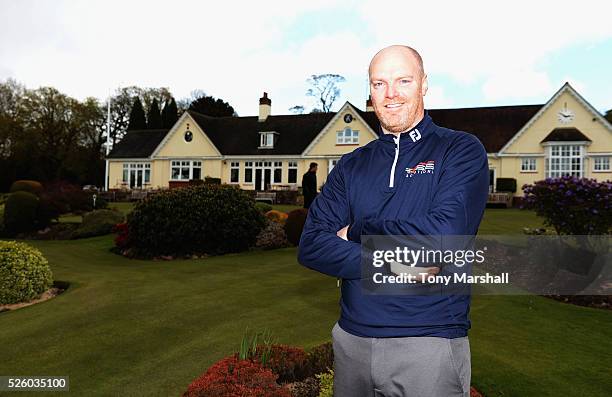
[337,225,349,241]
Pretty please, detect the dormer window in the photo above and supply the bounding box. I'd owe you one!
[337,128,359,144]
[259,131,277,148]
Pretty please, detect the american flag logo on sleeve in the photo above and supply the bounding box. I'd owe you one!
[405,160,435,178]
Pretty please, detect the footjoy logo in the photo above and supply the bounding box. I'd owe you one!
[406,160,435,177]
[409,128,421,142]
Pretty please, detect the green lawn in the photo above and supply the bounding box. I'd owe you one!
[0,209,610,396]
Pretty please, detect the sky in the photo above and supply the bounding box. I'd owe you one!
[1,0,611,116]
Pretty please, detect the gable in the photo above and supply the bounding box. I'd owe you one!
[304,103,379,156]
[501,84,612,154]
[154,113,222,158]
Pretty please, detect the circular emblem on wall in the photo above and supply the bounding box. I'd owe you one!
[184,131,193,142]
[343,114,353,123]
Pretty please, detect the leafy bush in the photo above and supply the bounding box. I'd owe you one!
[252,345,309,384]
[522,176,612,235]
[255,202,273,214]
[496,177,517,193]
[0,241,53,304]
[284,208,309,246]
[42,181,107,214]
[124,184,266,257]
[182,355,291,397]
[204,176,221,185]
[266,210,289,225]
[3,191,39,234]
[305,342,334,377]
[113,222,130,249]
[71,209,125,239]
[315,370,333,397]
[289,377,320,397]
[9,180,44,196]
[256,220,291,250]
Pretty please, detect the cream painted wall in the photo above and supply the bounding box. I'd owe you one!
[156,115,221,157]
[504,91,611,154]
[307,110,377,156]
[108,161,125,189]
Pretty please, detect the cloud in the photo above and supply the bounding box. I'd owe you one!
[0,0,610,114]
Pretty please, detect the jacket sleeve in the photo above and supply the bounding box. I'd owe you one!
[349,134,489,240]
[297,157,363,279]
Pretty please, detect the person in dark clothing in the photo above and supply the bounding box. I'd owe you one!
[301,162,318,209]
[298,45,489,397]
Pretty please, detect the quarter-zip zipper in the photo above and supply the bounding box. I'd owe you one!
[389,135,400,188]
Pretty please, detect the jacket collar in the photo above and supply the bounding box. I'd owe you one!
[377,111,433,145]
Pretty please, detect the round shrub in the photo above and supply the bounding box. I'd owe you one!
[304,342,334,377]
[3,191,39,234]
[256,219,291,250]
[265,210,288,225]
[0,241,53,304]
[71,209,125,239]
[284,208,309,246]
[125,185,266,257]
[9,180,44,196]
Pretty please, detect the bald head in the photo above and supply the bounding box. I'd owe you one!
[368,45,425,80]
[368,45,428,134]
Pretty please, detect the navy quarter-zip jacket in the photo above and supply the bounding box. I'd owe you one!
[297,111,489,338]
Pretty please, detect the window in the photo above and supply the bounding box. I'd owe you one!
[171,160,202,180]
[520,158,537,172]
[288,161,298,183]
[230,161,239,183]
[122,163,151,188]
[593,157,610,172]
[260,132,274,148]
[244,161,253,183]
[545,144,583,178]
[336,128,359,144]
[328,159,339,174]
[273,161,282,183]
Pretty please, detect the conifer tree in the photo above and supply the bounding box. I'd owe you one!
[127,97,147,130]
[147,98,162,129]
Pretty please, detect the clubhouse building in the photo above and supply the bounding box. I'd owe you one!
[106,83,612,195]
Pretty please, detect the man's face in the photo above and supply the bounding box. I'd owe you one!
[369,48,428,133]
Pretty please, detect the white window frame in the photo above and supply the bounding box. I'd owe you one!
[230,161,240,183]
[123,162,151,188]
[273,161,282,184]
[336,128,359,144]
[170,160,202,181]
[328,158,340,174]
[520,157,537,173]
[244,161,254,184]
[259,132,276,148]
[545,144,584,178]
[288,161,298,184]
[593,156,610,172]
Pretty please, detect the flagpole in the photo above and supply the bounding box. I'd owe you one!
[104,89,111,191]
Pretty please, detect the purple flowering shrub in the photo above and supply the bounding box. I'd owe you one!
[521,176,612,235]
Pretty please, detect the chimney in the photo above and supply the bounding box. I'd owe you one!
[259,92,271,122]
[366,95,374,112]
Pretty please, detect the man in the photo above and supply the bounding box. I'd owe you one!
[301,162,318,209]
[298,45,489,396]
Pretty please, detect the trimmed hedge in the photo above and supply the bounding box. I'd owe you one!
[284,208,309,246]
[3,191,39,234]
[496,178,517,193]
[71,209,125,239]
[0,241,53,304]
[9,180,44,196]
[124,184,266,257]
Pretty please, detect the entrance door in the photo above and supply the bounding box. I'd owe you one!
[263,169,271,191]
[255,169,263,191]
[489,169,496,193]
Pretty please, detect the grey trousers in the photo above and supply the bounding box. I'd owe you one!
[331,322,471,397]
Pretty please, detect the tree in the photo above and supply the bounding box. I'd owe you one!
[605,109,612,124]
[161,97,179,128]
[289,105,305,115]
[127,98,147,130]
[186,91,237,117]
[306,74,346,112]
[147,98,162,129]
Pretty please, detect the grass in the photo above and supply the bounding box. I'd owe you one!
[0,209,609,396]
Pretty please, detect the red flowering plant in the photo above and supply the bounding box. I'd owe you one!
[182,355,291,397]
[521,176,612,235]
[112,222,130,249]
